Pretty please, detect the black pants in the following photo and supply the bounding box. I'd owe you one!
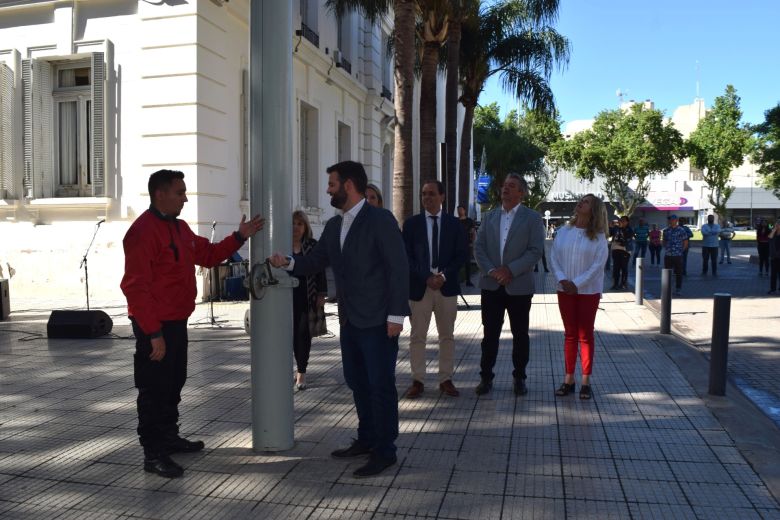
[612,249,630,287]
[758,243,770,273]
[132,319,188,456]
[293,288,312,374]
[771,258,780,291]
[664,255,684,290]
[702,247,718,275]
[480,288,533,382]
[649,244,662,265]
[632,242,647,265]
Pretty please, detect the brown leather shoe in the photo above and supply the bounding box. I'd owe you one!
[438,380,460,397]
[405,380,424,399]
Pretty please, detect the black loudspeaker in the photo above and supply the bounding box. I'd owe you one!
[47,310,113,339]
[0,279,9,321]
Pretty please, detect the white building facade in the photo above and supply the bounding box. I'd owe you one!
[0,0,409,303]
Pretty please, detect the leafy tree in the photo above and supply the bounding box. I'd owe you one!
[752,103,780,199]
[555,104,686,217]
[687,85,752,221]
[457,0,569,209]
[473,103,562,209]
[326,0,416,221]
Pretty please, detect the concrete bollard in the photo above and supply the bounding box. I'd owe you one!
[635,257,644,305]
[708,293,731,396]
[660,268,672,334]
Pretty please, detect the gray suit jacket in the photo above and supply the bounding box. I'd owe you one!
[474,205,544,295]
[292,202,410,328]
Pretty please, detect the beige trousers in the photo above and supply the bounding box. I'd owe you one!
[409,287,458,383]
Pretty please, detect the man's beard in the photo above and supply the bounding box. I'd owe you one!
[330,185,347,209]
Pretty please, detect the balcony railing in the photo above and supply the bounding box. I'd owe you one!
[300,23,319,48]
[339,57,352,74]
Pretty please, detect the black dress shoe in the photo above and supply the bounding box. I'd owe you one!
[331,440,372,459]
[475,380,492,395]
[555,382,575,397]
[164,437,205,455]
[144,454,183,478]
[353,455,397,478]
[513,379,528,396]
[579,385,593,400]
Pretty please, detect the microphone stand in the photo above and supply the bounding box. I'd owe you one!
[206,220,225,327]
[80,220,104,311]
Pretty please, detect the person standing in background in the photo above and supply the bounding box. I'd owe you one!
[757,219,771,275]
[700,214,721,277]
[648,224,662,266]
[680,220,694,276]
[632,218,649,266]
[457,204,477,287]
[610,216,633,290]
[366,184,384,208]
[663,214,689,296]
[719,222,734,264]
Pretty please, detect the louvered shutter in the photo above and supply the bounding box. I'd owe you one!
[0,64,13,199]
[31,59,53,198]
[91,52,105,197]
[22,59,32,198]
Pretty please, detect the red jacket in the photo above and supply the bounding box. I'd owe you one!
[121,208,243,335]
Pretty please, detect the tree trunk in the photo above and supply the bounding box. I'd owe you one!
[444,18,461,214]
[458,103,475,213]
[393,0,416,222]
[419,41,440,185]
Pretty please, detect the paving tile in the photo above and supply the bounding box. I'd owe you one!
[0,475,58,503]
[309,507,377,519]
[680,482,753,508]
[0,502,64,519]
[208,470,281,501]
[261,478,331,507]
[375,487,444,517]
[692,506,762,519]
[447,469,504,495]
[158,469,231,496]
[627,502,697,519]
[620,477,688,504]
[392,464,451,492]
[563,499,631,519]
[501,496,565,520]
[69,461,132,485]
[504,473,563,499]
[563,476,625,502]
[739,484,780,510]
[669,461,734,484]
[613,459,675,481]
[25,481,104,509]
[438,491,502,519]
[560,456,618,479]
[316,482,386,512]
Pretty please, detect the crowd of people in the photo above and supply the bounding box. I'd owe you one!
[121,164,776,481]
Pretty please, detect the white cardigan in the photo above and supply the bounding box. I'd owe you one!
[550,224,609,295]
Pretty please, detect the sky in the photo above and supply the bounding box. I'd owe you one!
[480,0,780,128]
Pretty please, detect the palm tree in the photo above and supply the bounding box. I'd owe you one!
[325,0,416,221]
[457,0,570,208]
[416,0,450,183]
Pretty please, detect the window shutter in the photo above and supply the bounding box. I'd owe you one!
[22,59,32,198]
[299,105,307,206]
[0,64,13,199]
[31,59,53,198]
[91,52,105,197]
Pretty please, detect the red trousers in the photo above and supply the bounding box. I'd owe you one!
[556,292,600,376]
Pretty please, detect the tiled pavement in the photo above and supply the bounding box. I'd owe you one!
[626,245,780,428]
[2,266,780,519]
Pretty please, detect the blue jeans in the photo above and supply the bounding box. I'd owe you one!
[340,321,399,459]
[632,241,648,264]
[719,240,731,262]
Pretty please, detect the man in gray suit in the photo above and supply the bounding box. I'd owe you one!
[270,161,409,478]
[474,173,544,396]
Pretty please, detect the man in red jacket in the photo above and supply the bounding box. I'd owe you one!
[121,169,263,478]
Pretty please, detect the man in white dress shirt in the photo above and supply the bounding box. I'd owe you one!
[473,174,544,396]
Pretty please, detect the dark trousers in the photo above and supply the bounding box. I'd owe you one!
[771,258,780,291]
[683,248,690,275]
[132,319,188,456]
[758,243,770,273]
[702,247,718,275]
[612,249,630,287]
[649,244,662,265]
[293,292,312,373]
[632,241,648,265]
[480,288,533,382]
[664,255,684,290]
[340,321,399,459]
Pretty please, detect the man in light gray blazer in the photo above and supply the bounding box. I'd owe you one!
[474,173,544,396]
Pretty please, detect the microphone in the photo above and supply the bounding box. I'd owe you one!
[211,220,217,230]
[97,219,106,226]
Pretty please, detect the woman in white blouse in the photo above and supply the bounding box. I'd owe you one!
[549,194,609,400]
